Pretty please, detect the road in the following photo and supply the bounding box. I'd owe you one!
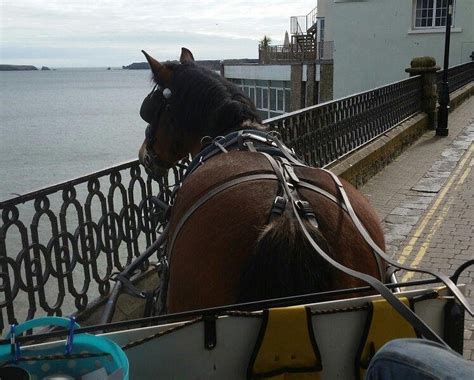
[361,96,474,359]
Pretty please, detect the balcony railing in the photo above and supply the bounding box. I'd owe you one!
[259,41,333,63]
[307,5,319,32]
[290,5,318,35]
[1,62,472,333]
[290,16,306,36]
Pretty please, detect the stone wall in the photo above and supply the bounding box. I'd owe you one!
[329,82,473,188]
[290,64,304,111]
[305,63,317,106]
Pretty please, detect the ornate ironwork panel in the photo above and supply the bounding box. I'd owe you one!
[0,159,189,332]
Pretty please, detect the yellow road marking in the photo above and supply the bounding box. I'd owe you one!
[397,144,473,279]
[401,197,453,282]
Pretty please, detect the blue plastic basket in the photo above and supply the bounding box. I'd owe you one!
[0,316,129,380]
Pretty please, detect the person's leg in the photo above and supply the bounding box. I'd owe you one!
[365,338,474,380]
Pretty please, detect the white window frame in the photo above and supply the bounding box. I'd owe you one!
[256,86,269,112]
[242,85,255,105]
[269,86,285,113]
[319,18,325,42]
[234,80,291,118]
[412,0,455,30]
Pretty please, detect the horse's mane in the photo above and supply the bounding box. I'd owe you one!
[159,61,264,137]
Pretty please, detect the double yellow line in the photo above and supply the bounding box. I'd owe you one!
[397,144,473,282]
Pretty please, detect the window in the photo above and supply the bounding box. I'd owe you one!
[414,0,454,29]
[231,79,291,119]
[319,18,325,41]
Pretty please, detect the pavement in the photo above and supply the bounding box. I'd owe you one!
[360,96,474,360]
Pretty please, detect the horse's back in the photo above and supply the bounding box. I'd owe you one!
[166,151,385,312]
[167,151,280,311]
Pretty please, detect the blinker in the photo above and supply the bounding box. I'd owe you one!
[140,89,162,124]
[140,86,172,124]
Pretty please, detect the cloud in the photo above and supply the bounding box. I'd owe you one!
[1,0,317,66]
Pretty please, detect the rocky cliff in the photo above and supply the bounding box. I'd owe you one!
[0,64,38,71]
[123,59,258,71]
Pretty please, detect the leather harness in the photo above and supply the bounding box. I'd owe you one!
[154,129,472,348]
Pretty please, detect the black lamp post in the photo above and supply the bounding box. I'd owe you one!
[436,0,453,136]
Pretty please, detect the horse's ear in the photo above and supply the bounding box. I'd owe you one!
[180,48,195,63]
[142,50,172,84]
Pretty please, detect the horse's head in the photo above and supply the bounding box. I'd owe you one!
[138,48,262,178]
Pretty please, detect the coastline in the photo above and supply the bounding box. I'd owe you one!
[0,64,38,71]
[0,64,52,71]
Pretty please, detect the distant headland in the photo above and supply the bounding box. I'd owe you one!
[122,60,222,71]
[0,64,51,71]
[123,59,258,71]
[0,64,38,71]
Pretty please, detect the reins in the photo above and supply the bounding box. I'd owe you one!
[258,151,447,346]
[153,130,472,345]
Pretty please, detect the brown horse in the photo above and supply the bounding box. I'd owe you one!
[138,48,386,314]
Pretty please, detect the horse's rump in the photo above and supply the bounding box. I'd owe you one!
[165,150,385,312]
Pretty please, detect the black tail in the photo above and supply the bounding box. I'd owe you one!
[238,213,334,303]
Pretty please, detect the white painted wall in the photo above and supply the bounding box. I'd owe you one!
[224,64,292,81]
[318,0,474,98]
[224,65,310,82]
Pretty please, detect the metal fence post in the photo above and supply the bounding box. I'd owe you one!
[405,57,440,130]
[436,0,453,137]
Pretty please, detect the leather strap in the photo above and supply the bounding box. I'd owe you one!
[321,168,473,317]
[258,152,449,347]
[185,130,305,179]
[160,131,471,344]
[167,173,279,259]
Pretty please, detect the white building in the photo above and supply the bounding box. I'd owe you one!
[224,65,313,120]
[223,1,472,114]
[318,0,474,98]
[223,4,326,119]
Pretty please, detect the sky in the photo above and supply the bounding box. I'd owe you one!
[1,0,317,68]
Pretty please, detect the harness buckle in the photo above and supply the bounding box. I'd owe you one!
[295,200,319,228]
[269,196,287,222]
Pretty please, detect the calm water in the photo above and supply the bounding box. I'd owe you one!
[0,68,154,201]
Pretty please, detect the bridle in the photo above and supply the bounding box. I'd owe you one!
[140,83,174,176]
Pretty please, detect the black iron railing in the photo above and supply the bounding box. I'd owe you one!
[258,41,333,63]
[437,61,474,95]
[266,76,422,167]
[1,63,472,332]
[0,160,188,332]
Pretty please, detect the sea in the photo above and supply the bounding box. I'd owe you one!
[0,68,159,319]
[0,68,154,201]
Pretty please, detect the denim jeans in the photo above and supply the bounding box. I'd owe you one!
[365,338,474,380]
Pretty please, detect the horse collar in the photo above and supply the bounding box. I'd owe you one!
[184,129,305,181]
